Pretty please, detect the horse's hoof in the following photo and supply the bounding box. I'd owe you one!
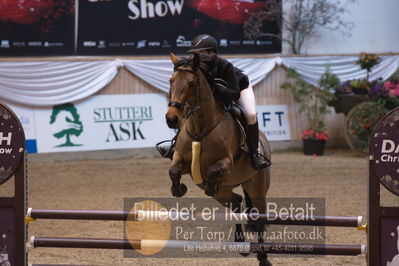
[205,183,218,196]
[236,234,250,257]
[258,260,272,266]
[234,226,249,256]
[257,253,272,266]
[235,233,245,243]
[171,183,187,198]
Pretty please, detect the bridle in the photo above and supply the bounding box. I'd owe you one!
[168,66,200,112]
[168,66,215,118]
[168,65,224,141]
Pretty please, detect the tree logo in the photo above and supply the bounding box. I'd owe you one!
[50,103,83,147]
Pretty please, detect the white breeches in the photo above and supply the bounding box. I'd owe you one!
[238,84,257,125]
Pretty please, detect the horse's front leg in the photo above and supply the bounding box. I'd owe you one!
[169,151,187,198]
[205,157,232,196]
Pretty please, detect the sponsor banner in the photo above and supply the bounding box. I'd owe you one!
[3,102,37,153]
[256,105,291,141]
[370,108,399,196]
[2,99,292,154]
[4,103,36,140]
[0,104,25,185]
[34,94,175,153]
[77,0,281,55]
[0,1,75,55]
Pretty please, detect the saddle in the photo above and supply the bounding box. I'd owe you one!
[228,103,248,161]
[211,78,247,149]
[230,103,247,134]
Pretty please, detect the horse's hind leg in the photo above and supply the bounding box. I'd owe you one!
[242,169,271,266]
[212,185,248,255]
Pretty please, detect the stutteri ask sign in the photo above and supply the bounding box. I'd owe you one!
[34,94,174,153]
[8,97,292,154]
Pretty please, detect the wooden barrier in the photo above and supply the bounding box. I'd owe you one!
[29,236,366,256]
[27,208,363,228]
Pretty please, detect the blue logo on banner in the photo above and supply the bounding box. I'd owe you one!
[26,139,37,153]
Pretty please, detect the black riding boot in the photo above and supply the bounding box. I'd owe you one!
[247,122,270,170]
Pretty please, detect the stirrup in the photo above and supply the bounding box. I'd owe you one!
[156,140,174,159]
[250,153,271,170]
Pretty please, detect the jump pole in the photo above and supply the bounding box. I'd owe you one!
[28,236,366,256]
[26,208,364,228]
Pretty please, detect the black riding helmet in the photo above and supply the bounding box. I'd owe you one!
[188,34,218,53]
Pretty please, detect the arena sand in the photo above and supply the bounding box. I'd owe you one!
[26,149,370,266]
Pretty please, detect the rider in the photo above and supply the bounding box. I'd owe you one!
[158,34,270,170]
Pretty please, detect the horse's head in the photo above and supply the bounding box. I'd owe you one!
[165,53,200,129]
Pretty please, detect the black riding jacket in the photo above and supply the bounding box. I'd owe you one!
[201,56,249,105]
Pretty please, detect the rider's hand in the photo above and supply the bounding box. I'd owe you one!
[214,78,231,99]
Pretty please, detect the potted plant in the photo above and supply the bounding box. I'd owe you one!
[345,101,388,155]
[302,129,329,155]
[356,52,381,81]
[281,68,336,156]
[328,53,381,115]
[344,76,399,155]
[382,72,399,109]
[330,79,370,115]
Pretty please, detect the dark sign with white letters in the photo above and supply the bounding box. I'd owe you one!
[0,104,25,185]
[77,0,281,55]
[370,108,399,196]
[0,103,27,266]
[369,108,399,265]
[0,1,75,55]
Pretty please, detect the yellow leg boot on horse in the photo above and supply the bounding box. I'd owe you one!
[247,121,271,170]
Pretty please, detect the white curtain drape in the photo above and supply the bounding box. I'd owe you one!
[0,60,122,106]
[280,55,399,85]
[1,55,398,106]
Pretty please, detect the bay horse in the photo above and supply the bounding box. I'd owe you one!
[165,53,272,266]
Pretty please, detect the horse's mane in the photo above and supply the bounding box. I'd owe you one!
[173,56,191,70]
[174,56,214,87]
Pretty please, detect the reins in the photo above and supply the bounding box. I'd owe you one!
[169,66,226,142]
[185,118,223,142]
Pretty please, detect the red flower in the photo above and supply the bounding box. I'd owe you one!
[302,129,328,141]
[362,124,370,128]
[384,81,395,91]
[390,88,399,97]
